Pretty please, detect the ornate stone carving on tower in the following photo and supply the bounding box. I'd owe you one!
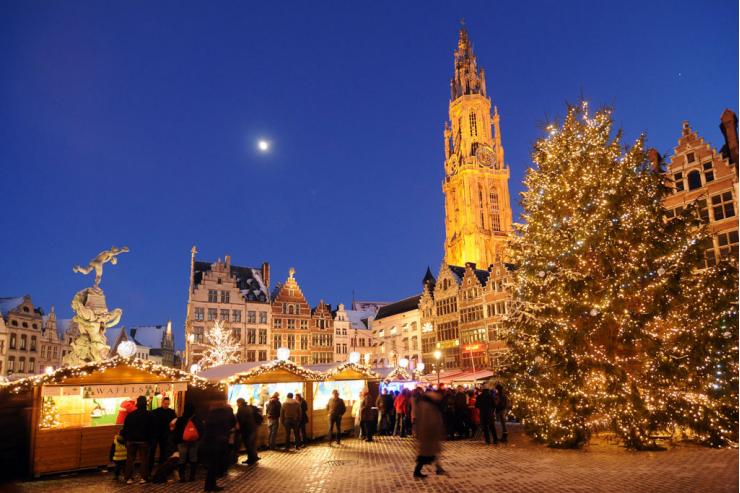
[64,246,128,365]
[443,25,513,267]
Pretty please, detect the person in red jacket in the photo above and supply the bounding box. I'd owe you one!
[394,390,408,437]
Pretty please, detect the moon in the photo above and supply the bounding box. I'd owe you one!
[257,139,270,152]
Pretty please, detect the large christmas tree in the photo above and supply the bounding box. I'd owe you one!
[506,103,737,449]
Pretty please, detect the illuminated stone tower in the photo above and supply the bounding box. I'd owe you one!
[443,25,513,267]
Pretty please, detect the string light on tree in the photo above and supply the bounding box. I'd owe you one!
[505,102,738,449]
[198,320,242,370]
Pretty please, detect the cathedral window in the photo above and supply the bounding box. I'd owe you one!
[489,191,501,231]
[469,112,478,137]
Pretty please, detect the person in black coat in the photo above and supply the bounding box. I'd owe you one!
[296,393,309,445]
[201,399,236,492]
[236,398,260,465]
[122,395,153,484]
[475,387,496,444]
[149,396,177,471]
[173,402,204,482]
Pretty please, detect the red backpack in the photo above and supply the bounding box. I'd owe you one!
[183,419,199,442]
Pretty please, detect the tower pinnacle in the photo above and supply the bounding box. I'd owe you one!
[451,24,486,100]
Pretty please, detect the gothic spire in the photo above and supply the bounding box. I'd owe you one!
[451,24,486,100]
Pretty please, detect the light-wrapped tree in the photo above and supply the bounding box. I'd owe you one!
[198,320,241,369]
[506,102,736,449]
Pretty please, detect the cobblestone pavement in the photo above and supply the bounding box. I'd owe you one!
[10,425,739,493]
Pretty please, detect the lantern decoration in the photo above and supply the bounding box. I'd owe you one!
[117,340,137,358]
[349,351,361,364]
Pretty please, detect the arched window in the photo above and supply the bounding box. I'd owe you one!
[288,304,295,315]
[469,112,478,137]
[687,170,702,190]
[489,190,501,231]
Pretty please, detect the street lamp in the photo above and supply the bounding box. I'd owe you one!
[433,350,442,387]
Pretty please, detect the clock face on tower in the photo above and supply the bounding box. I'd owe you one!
[475,144,495,167]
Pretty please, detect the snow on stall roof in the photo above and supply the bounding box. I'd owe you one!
[197,362,263,381]
[0,297,25,317]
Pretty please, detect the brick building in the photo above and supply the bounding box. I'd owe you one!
[659,110,738,265]
[270,268,313,366]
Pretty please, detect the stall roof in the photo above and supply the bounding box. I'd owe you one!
[224,360,324,384]
[319,362,381,381]
[450,370,495,384]
[377,367,414,381]
[0,356,216,394]
[198,362,263,381]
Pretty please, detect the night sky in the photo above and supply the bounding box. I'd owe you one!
[1,1,737,349]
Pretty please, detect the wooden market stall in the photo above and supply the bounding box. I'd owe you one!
[311,362,380,439]
[209,359,322,446]
[378,367,419,393]
[0,356,216,478]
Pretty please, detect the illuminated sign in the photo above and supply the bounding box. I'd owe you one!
[463,343,483,352]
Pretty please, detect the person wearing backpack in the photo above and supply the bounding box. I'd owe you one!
[494,384,509,443]
[236,398,260,465]
[326,389,346,446]
[173,402,203,482]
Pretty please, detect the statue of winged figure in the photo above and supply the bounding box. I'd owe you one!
[73,246,129,288]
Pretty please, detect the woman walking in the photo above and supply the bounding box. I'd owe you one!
[413,389,445,479]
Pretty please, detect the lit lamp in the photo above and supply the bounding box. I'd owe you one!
[363,352,371,365]
[44,366,55,376]
[190,363,201,374]
[349,351,361,364]
[399,358,409,368]
[433,350,442,387]
[417,362,425,373]
[117,341,137,359]
[276,347,291,361]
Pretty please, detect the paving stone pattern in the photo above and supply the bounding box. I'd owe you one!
[12,425,739,493]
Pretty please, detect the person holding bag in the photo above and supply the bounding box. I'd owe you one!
[172,402,203,482]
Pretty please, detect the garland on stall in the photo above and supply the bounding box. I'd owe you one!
[0,356,219,394]
[226,359,324,384]
[385,367,412,382]
[323,362,381,380]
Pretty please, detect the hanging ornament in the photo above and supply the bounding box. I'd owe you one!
[590,308,600,317]
[657,267,666,276]
[538,271,546,278]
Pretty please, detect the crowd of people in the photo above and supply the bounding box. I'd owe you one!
[112,383,509,489]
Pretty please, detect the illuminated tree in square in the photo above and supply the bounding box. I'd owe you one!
[506,102,737,449]
[198,320,241,369]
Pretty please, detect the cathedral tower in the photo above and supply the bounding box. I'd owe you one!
[443,25,513,267]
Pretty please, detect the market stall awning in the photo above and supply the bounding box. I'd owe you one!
[450,370,495,384]
[198,362,263,382]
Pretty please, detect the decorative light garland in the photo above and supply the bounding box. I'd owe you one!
[0,356,218,395]
[226,359,324,384]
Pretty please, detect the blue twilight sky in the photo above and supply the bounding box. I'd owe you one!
[1,1,737,349]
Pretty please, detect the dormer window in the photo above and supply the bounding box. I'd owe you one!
[686,152,695,163]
